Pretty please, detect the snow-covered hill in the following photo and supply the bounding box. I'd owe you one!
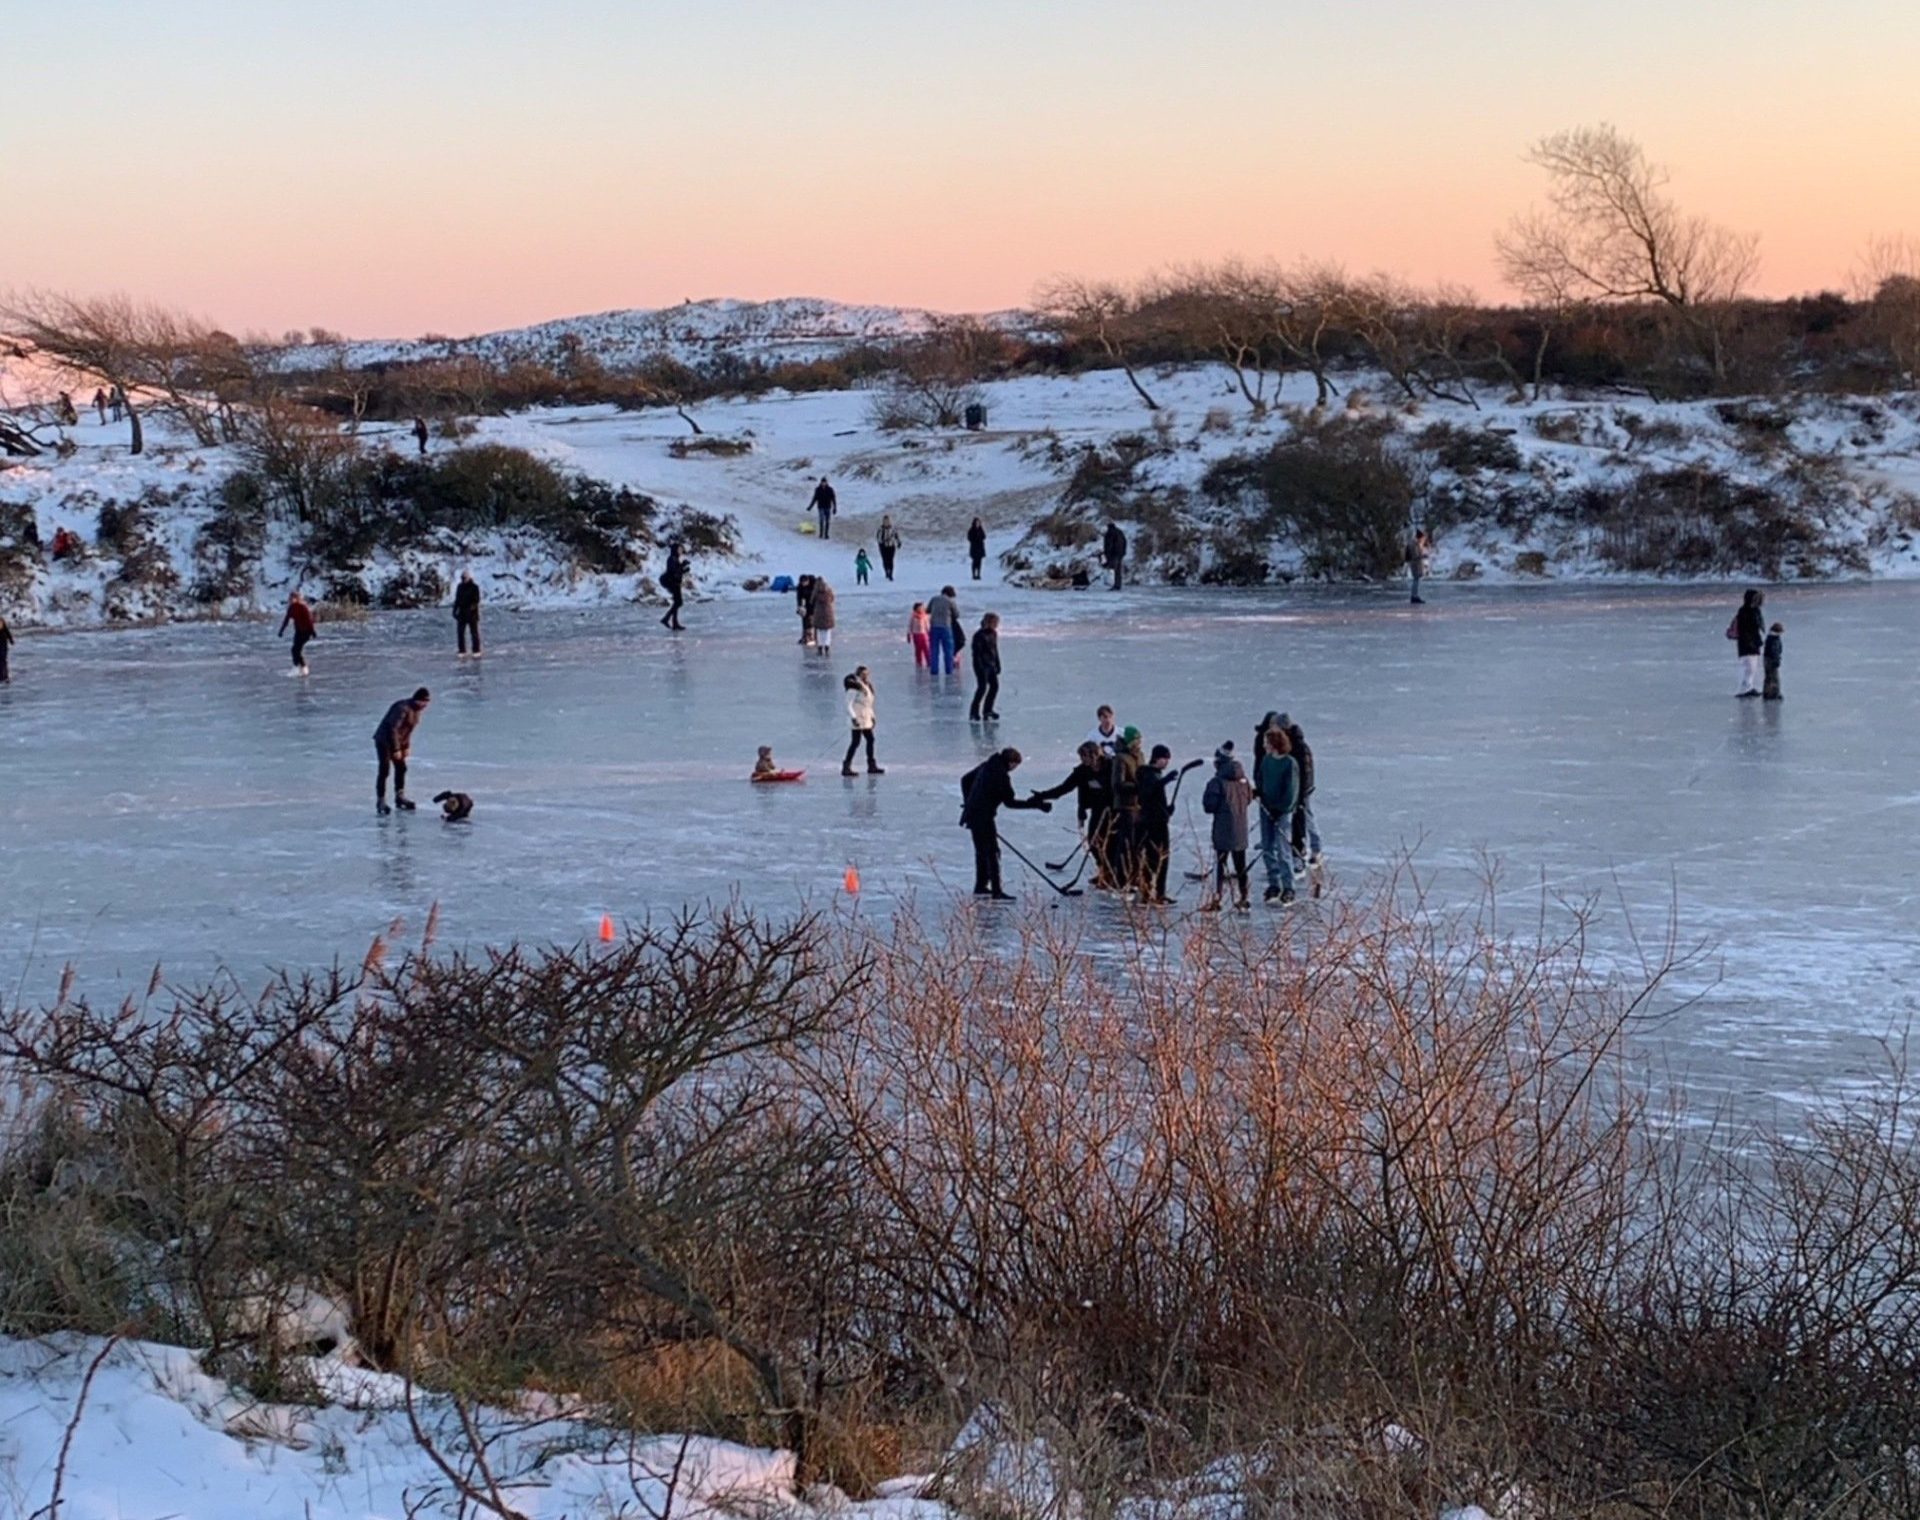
[276,296,1036,373]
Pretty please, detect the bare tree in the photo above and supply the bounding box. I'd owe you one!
[1497,125,1758,384]
[1855,233,1920,388]
[1033,275,1162,412]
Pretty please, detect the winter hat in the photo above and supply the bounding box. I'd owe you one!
[1274,712,1291,730]
[1219,739,1234,753]
[1121,725,1141,744]
[1261,711,1282,729]
[1150,744,1172,763]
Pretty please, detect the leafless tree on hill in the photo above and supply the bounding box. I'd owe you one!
[1497,124,1758,385]
[1854,233,1920,388]
[1033,274,1162,412]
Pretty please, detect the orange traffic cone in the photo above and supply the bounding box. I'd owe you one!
[843,864,860,894]
[598,913,616,942]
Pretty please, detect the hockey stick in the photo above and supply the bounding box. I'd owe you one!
[1045,838,1087,874]
[1001,836,1085,897]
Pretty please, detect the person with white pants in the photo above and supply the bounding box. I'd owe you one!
[1732,588,1767,697]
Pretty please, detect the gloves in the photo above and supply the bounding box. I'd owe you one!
[1030,797,1053,812]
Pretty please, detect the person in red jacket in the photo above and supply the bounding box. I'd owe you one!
[278,591,316,675]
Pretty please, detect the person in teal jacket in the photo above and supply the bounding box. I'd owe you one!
[1252,725,1299,904]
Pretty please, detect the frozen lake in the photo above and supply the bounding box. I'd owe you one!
[4,580,1917,1123]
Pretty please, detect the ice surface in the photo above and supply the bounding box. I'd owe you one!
[3,580,1917,1125]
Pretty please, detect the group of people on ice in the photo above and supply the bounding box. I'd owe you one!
[956,705,1323,906]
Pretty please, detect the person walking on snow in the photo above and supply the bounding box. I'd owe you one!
[1201,742,1254,910]
[373,687,431,815]
[1252,725,1299,905]
[91,389,107,424]
[453,570,483,653]
[842,666,884,776]
[969,611,1002,721]
[660,542,687,630]
[854,546,872,586]
[1732,588,1766,697]
[959,747,1050,899]
[876,515,901,580]
[926,586,960,674]
[809,576,837,653]
[1407,527,1431,604]
[1103,521,1128,590]
[811,477,837,540]
[412,416,430,456]
[907,602,931,668]
[967,517,987,581]
[279,590,317,674]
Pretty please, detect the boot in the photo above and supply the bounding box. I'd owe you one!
[866,764,886,775]
[395,795,417,811]
[377,800,392,816]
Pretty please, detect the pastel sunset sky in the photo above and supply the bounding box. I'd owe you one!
[7,0,1916,337]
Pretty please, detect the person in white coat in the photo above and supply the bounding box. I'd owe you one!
[842,667,884,776]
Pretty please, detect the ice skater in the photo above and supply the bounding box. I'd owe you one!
[660,541,687,630]
[454,570,482,653]
[1086,705,1121,753]
[1200,743,1253,910]
[1280,713,1322,869]
[907,602,931,668]
[926,586,959,674]
[1253,726,1298,905]
[373,687,430,815]
[278,590,316,674]
[854,546,872,586]
[809,576,837,654]
[1407,527,1431,604]
[959,747,1050,899]
[810,476,837,539]
[968,611,1002,721]
[1732,589,1766,697]
[877,515,901,580]
[1764,621,1785,701]
[1132,745,1180,904]
[967,517,987,581]
[842,667,884,776]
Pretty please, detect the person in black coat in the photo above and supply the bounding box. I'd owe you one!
[795,573,816,645]
[1279,713,1321,867]
[1032,740,1111,877]
[1131,744,1179,903]
[453,571,482,653]
[959,747,1050,899]
[1103,521,1127,590]
[660,541,687,630]
[967,517,987,581]
[968,612,1002,721]
[0,614,14,683]
[810,477,837,540]
[1733,588,1766,697]
[373,687,431,814]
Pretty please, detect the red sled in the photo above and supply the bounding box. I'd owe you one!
[750,769,807,784]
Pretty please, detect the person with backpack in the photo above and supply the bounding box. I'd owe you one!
[453,570,483,651]
[968,611,1002,721]
[278,590,317,675]
[1201,742,1253,911]
[1731,588,1766,697]
[810,477,837,540]
[1103,520,1128,590]
[659,542,687,630]
[959,747,1050,899]
[1252,725,1299,905]
[876,515,901,580]
[967,517,987,581]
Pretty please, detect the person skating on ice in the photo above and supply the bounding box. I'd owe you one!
[1764,621,1785,701]
[278,590,316,675]
[876,514,901,580]
[1407,526,1431,604]
[959,746,1049,899]
[660,541,687,630]
[926,586,959,674]
[967,517,987,581]
[1031,740,1113,884]
[1132,744,1179,904]
[968,611,1002,721]
[1252,726,1299,905]
[1201,742,1254,910]
[373,687,430,815]
[453,570,482,653]
[1279,713,1323,869]
[841,666,884,776]
[1086,704,1122,753]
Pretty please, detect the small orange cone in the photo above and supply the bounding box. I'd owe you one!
[598,913,616,942]
[843,864,860,894]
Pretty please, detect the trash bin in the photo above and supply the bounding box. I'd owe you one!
[963,403,987,431]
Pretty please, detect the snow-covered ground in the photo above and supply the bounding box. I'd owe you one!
[5,364,1920,632]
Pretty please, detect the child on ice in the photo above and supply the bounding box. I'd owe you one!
[907,602,931,668]
[854,547,872,586]
[1764,622,1784,701]
[753,745,779,777]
